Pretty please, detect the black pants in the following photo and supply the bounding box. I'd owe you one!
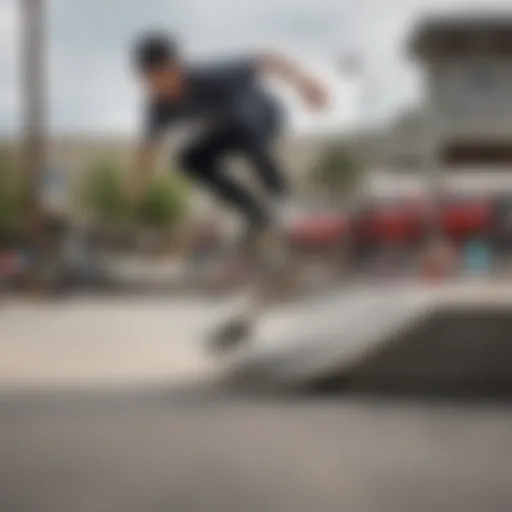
[178,125,287,229]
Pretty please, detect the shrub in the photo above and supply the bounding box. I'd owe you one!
[0,150,21,246]
[310,144,364,198]
[82,160,128,222]
[137,173,189,230]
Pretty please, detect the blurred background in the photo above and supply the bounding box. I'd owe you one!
[4,1,512,292]
[1,1,512,511]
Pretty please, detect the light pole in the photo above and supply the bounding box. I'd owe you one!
[21,0,46,241]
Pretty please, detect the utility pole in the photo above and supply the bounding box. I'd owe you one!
[21,0,46,243]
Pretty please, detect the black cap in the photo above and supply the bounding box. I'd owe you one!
[133,32,179,72]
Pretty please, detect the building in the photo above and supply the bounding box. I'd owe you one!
[359,13,512,199]
[411,13,512,170]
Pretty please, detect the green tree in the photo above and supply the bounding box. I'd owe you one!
[309,144,364,198]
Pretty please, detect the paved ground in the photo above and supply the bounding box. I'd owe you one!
[0,292,315,392]
[0,296,223,391]
[0,391,511,512]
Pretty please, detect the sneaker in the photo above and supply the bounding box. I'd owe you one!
[209,316,254,353]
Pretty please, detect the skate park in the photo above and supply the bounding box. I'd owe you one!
[2,282,512,512]
[2,5,512,512]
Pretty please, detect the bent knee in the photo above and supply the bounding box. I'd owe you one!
[179,145,219,177]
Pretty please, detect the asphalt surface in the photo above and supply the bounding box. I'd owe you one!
[0,389,511,512]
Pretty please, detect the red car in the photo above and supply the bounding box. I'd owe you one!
[287,194,494,248]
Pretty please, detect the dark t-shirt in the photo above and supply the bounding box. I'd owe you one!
[144,58,283,144]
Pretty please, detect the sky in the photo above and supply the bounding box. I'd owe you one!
[1,0,512,136]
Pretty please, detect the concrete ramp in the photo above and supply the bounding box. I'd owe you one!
[230,284,512,396]
[229,286,434,389]
[341,307,512,395]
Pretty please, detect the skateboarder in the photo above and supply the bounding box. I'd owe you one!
[131,32,329,349]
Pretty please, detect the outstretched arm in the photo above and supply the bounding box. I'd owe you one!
[256,53,329,109]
